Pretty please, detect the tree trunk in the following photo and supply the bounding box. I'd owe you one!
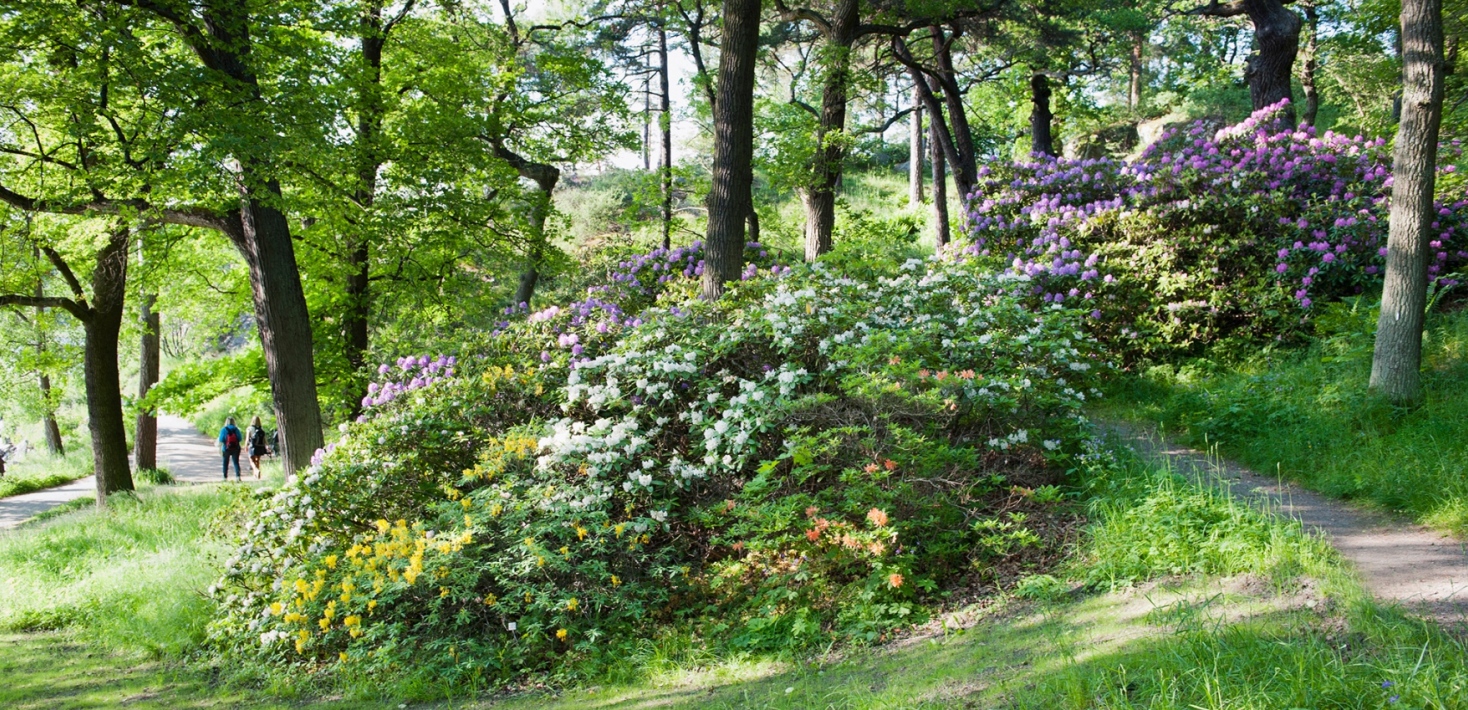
[895,28,978,203]
[344,4,386,419]
[660,24,673,250]
[33,268,62,456]
[930,115,949,250]
[1370,0,1446,405]
[133,291,159,471]
[233,189,325,475]
[1129,32,1144,110]
[1241,0,1302,123]
[1030,73,1055,157]
[909,85,924,207]
[1301,3,1320,126]
[86,229,133,503]
[40,373,63,456]
[802,0,857,262]
[701,0,760,300]
[643,79,652,171]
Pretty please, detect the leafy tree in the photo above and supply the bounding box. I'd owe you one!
[1371,0,1447,403]
[702,0,762,300]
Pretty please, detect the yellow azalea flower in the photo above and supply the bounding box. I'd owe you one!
[484,594,497,606]
[319,618,330,631]
[614,524,626,537]
[537,556,545,567]
[375,519,390,534]
[368,600,378,611]
[462,498,473,510]
[575,526,588,540]
[559,546,569,557]
[556,628,568,641]
[490,503,503,517]
[440,587,449,598]
[339,651,348,662]
[269,602,283,616]
[293,578,309,595]
[325,555,338,569]
[611,575,620,587]
[566,597,579,611]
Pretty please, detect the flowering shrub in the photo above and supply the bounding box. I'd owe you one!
[207,255,1101,686]
[963,100,1468,358]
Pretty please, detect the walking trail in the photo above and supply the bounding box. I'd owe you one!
[1108,420,1468,627]
[0,414,225,530]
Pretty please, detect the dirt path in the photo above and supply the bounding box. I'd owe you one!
[0,415,226,530]
[1107,420,1468,626]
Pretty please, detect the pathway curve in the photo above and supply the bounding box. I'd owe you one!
[1107,420,1468,626]
[0,415,225,530]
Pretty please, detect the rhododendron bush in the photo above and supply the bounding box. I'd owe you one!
[964,100,1468,358]
[207,255,1100,684]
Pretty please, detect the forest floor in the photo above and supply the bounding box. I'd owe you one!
[1103,421,1468,628]
[0,414,230,529]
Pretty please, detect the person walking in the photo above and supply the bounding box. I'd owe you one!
[245,416,269,479]
[219,416,244,481]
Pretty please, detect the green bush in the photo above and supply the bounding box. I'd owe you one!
[207,256,1102,692]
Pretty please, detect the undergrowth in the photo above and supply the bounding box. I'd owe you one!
[0,449,91,499]
[1107,301,1468,534]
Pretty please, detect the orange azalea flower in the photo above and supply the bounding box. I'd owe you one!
[806,528,822,542]
[889,356,901,365]
[888,573,904,588]
[863,463,880,473]
[958,369,976,380]
[918,369,930,378]
[732,541,745,552]
[883,459,898,471]
[869,541,886,556]
[805,505,819,518]
[866,508,889,527]
[935,370,948,381]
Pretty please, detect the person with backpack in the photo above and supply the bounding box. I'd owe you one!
[245,415,269,479]
[219,416,244,481]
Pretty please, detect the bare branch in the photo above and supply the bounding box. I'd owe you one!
[41,247,87,303]
[0,294,87,321]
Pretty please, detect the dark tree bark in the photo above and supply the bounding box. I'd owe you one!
[792,0,857,262]
[111,0,326,473]
[909,84,924,207]
[930,114,948,249]
[40,372,63,456]
[133,291,159,471]
[1370,0,1446,405]
[1193,0,1302,124]
[1030,73,1055,157]
[701,0,761,300]
[33,265,63,456]
[84,229,133,502]
[494,146,560,306]
[1129,32,1144,110]
[659,23,674,250]
[1300,3,1320,126]
[894,28,978,203]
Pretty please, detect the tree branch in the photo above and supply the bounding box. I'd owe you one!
[0,294,87,321]
[41,247,87,303]
[1187,0,1249,17]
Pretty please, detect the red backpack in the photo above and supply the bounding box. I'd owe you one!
[225,429,240,449]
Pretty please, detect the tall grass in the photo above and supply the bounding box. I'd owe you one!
[0,484,245,657]
[1107,303,1468,533]
[0,447,91,498]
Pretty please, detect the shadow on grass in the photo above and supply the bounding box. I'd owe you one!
[465,578,1468,710]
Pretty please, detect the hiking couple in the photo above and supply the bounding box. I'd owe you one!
[219,416,272,481]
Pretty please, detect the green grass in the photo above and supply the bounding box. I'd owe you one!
[469,446,1468,709]
[3,439,1467,708]
[0,483,243,655]
[0,449,91,499]
[1102,303,1468,534]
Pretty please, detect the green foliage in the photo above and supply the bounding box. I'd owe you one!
[0,449,91,499]
[1107,305,1468,534]
[0,485,243,658]
[207,255,1102,693]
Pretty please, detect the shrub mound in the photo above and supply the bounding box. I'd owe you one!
[964,100,1468,358]
[207,254,1100,687]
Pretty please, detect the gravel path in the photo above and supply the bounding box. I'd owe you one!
[1108,420,1468,626]
[0,415,227,530]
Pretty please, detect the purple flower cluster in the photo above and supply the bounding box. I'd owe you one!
[963,99,1468,312]
[361,355,458,410]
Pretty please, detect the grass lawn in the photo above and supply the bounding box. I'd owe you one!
[3,445,1467,708]
[0,449,91,499]
[1101,304,1468,535]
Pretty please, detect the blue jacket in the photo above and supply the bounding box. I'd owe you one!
[219,424,243,453]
